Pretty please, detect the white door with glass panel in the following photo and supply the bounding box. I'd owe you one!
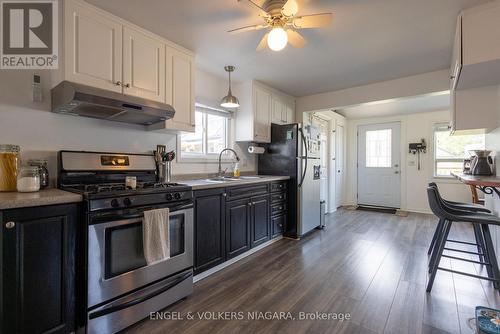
[357,122,401,208]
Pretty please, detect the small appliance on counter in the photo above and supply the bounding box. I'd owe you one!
[470,150,494,176]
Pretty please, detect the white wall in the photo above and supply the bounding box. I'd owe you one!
[296,69,450,115]
[0,68,256,184]
[344,110,473,213]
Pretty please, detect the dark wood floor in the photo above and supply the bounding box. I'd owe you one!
[126,209,500,334]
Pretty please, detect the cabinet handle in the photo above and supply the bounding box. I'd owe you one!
[5,221,15,229]
[114,81,122,86]
[248,203,252,206]
[222,193,227,197]
[279,207,283,210]
[124,83,130,88]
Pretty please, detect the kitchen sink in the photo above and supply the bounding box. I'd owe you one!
[205,177,239,183]
[239,176,263,180]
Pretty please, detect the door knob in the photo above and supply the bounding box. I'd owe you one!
[114,81,122,86]
[124,83,130,88]
[395,171,399,174]
[5,221,15,229]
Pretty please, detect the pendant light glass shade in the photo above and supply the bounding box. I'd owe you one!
[221,66,240,108]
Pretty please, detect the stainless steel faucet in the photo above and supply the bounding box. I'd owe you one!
[218,148,240,178]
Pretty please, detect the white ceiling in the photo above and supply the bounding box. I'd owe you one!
[335,91,450,119]
[86,0,489,97]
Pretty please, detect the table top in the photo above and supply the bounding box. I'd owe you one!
[451,172,500,187]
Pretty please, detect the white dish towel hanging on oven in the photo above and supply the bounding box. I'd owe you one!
[143,208,170,265]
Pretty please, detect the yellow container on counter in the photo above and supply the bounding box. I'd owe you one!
[0,144,20,192]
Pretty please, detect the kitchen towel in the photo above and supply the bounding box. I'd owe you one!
[143,208,170,265]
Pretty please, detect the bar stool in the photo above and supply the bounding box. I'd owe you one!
[427,182,490,264]
[426,186,500,292]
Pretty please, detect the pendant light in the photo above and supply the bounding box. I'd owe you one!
[220,66,240,108]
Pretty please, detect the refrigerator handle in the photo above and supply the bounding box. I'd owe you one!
[298,128,308,188]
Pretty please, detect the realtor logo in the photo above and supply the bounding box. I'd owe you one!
[1,1,58,69]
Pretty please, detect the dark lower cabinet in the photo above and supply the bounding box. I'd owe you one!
[194,181,288,274]
[250,194,270,247]
[272,214,286,238]
[1,203,79,334]
[194,189,226,274]
[225,198,251,259]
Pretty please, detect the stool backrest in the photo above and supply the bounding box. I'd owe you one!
[427,186,450,220]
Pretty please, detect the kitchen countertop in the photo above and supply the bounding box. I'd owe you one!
[0,189,83,210]
[182,175,290,190]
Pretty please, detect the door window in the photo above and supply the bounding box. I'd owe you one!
[104,213,185,279]
[365,129,392,168]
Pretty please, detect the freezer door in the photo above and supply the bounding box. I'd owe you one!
[298,158,321,236]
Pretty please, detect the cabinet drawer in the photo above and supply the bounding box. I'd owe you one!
[271,202,286,216]
[270,181,287,193]
[227,184,269,201]
[271,192,286,203]
[272,214,286,238]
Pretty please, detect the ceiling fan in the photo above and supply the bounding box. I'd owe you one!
[229,0,333,51]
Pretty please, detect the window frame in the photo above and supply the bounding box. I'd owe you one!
[177,105,232,162]
[432,123,484,178]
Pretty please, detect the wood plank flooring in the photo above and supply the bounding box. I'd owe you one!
[125,209,499,334]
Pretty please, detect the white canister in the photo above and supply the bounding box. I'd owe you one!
[17,166,40,192]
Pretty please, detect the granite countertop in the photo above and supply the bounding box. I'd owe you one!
[182,175,290,190]
[0,189,83,210]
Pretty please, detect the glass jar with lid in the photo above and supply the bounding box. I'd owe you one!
[28,159,49,189]
[0,144,20,192]
[17,166,40,193]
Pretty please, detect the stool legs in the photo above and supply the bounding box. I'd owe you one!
[427,220,452,292]
[473,224,486,263]
[428,218,444,255]
[481,224,500,290]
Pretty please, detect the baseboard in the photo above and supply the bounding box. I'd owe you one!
[193,236,283,283]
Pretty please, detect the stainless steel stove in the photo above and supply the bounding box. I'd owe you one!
[58,151,193,334]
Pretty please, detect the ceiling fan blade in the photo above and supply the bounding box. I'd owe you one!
[238,0,269,17]
[256,33,269,51]
[228,24,267,34]
[294,13,333,29]
[282,0,299,16]
[287,30,306,48]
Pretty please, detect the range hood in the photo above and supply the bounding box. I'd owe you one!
[51,81,175,126]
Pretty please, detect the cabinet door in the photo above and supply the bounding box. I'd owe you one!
[64,0,122,92]
[253,86,271,142]
[271,97,284,124]
[194,191,225,274]
[123,27,165,102]
[226,199,251,259]
[251,194,270,247]
[1,204,78,334]
[272,214,286,238]
[165,47,196,132]
[283,104,294,123]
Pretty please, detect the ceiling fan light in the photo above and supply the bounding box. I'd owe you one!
[267,27,288,51]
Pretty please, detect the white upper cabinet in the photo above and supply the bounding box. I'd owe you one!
[254,85,272,142]
[234,81,295,143]
[61,0,195,132]
[450,1,500,133]
[123,27,165,102]
[271,96,295,124]
[64,0,122,92]
[452,1,500,90]
[161,47,195,132]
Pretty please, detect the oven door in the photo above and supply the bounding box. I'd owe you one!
[87,202,193,308]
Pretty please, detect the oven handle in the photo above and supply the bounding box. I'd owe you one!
[91,202,193,222]
[88,270,192,320]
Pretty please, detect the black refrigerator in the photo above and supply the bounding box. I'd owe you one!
[259,123,321,238]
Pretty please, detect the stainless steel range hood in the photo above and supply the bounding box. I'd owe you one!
[51,81,175,126]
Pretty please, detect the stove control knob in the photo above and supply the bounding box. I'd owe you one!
[174,193,181,200]
[110,199,119,208]
[123,198,132,207]
[166,193,173,201]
